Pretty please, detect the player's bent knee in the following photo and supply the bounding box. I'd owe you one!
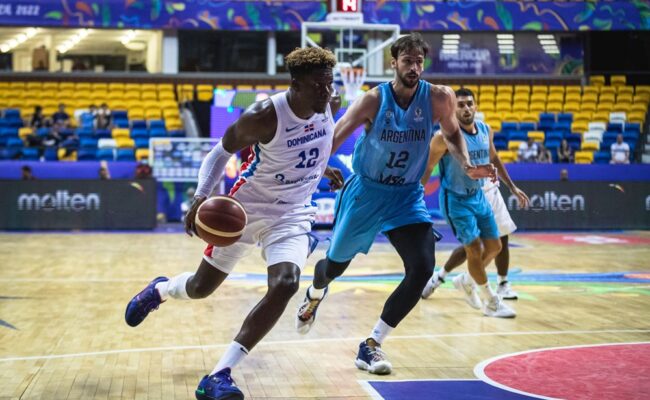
[187,278,219,299]
[268,265,301,298]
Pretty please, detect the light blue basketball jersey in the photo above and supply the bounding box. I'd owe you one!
[352,80,434,186]
[440,120,491,196]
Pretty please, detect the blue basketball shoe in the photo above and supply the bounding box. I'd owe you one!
[195,368,244,400]
[354,339,392,375]
[125,276,168,327]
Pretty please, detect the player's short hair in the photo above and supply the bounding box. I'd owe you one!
[390,33,430,59]
[285,47,337,78]
[455,88,476,99]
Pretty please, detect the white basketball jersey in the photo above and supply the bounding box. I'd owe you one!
[231,91,334,204]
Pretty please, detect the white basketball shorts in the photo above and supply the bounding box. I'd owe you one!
[202,188,317,274]
[483,186,517,237]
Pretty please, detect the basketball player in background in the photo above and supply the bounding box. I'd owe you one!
[295,33,496,375]
[419,88,528,318]
[125,47,342,400]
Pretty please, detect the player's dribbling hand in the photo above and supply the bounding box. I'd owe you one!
[185,195,207,237]
[324,166,344,190]
[465,163,497,181]
[512,186,530,208]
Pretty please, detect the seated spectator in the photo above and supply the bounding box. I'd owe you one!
[560,168,569,182]
[79,104,97,128]
[51,103,70,128]
[518,137,538,163]
[30,105,48,128]
[99,166,111,180]
[557,139,573,163]
[610,134,630,164]
[21,165,35,180]
[536,143,552,163]
[96,103,112,129]
[135,161,152,179]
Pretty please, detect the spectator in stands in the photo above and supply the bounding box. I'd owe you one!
[96,103,112,130]
[536,143,552,163]
[517,137,538,163]
[557,139,573,163]
[99,165,111,180]
[560,168,569,182]
[181,186,196,221]
[51,103,70,129]
[21,165,35,180]
[30,106,48,129]
[135,161,152,179]
[610,134,630,164]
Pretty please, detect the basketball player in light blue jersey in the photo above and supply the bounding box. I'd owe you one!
[295,34,496,375]
[420,88,528,318]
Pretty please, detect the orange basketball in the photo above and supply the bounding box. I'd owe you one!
[195,196,247,247]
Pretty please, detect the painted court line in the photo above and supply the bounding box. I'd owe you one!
[473,341,650,400]
[1,328,648,363]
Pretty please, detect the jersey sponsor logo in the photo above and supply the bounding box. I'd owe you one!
[380,128,425,143]
[274,173,321,185]
[414,107,424,122]
[285,124,302,132]
[286,128,328,148]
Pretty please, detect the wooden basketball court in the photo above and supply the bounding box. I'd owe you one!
[1,230,649,399]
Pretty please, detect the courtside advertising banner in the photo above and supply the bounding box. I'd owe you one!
[500,181,650,230]
[0,180,156,230]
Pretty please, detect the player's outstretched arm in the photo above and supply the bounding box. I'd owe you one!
[420,132,448,186]
[332,88,380,153]
[186,100,277,236]
[487,126,529,208]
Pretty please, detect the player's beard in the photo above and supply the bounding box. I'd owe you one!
[459,112,474,126]
[398,71,419,89]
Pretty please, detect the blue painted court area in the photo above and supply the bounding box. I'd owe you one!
[366,379,537,400]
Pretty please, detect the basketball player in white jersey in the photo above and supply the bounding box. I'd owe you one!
[125,47,342,400]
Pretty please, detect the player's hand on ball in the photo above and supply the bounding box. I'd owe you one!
[465,163,497,180]
[512,186,530,208]
[185,195,207,237]
[324,166,344,190]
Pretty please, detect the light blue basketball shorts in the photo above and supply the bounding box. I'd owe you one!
[326,174,432,263]
[439,188,499,245]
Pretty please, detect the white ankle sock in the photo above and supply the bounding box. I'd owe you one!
[308,285,325,300]
[462,272,474,285]
[438,269,448,280]
[212,341,249,374]
[156,272,193,300]
[498,275,508,284]
[369,318,394,345]
[478,282,496,302]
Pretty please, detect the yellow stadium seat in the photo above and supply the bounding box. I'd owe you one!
[255,85,273,91]
[91,83,108,91]
[125,83,141,91]
[600,86,616,96]
[628,111,646,122]
[217,84,234,90]
[18,127,33,139]
[512,103,528,113]
[157,83,174,91]
[141,91,157,101]
[124,91,140,101]
[112,128,130,138]
[548,85,565,95]
[462,85,479,93]
[581,102,597,113]
[107,92,123,100]
[514,85,530,93]
[197,91,213,101]
[274,84,290,91]
[26,82,42,90]
[141,83,157,91]
[479,102,495,112]
[528,131,545,142]
[592,111,610,123]
[109,83,125,91]
[531,85,548,95]
[479,93,495,102]
[57,148,77,161]
[548,93,564,103]
[597,102,613,112]
[521,112,539,123]
[581,141,599,151]
[612,102,631,113]
[166,118,183,130]
[135,148,149,161]
[449,84,461,91]
[235,85,254,91]
[617,86,634,95]
[563,102,580,113]
[530,93,547,103]
[159,91,175,101]
[635,85,650,96]
[163,108,180,118]
[40,82,57,90]
[116,137,135,148]
[480,85,496,94]
[583,86,600,96]
[616,93,633,103]
[610,75,626,86]
[575,151,594,164]
[590,75,605,86]
[497,102,513,112]
[497,150,517,163]
[630,103,648,113]
[487,120,501,132]
[513,93,530,103]
[546,102,563,113]
[571,121,588,133]
[196,84,213,92]
[129,108,145,120]
[502,112,519,122]
[9,82,25,89]
[508,141,523,151]
[496,93,512,102]
[145,109,162,119]
[574,111,593,121]
[529,103,545,113]
[109,100,128,110]
[565,85,581,95]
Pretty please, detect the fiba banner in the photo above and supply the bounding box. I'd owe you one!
[500,181,650,230]
[0,180,156,230]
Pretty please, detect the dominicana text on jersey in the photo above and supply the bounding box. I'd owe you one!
[352,81,434,185]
